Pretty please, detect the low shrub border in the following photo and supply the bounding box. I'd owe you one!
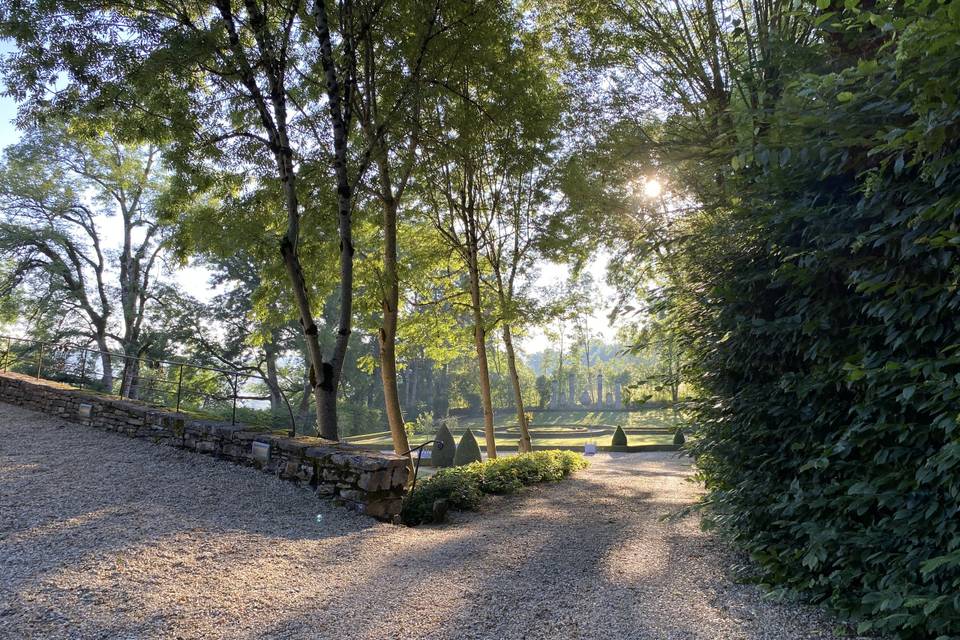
[401,450,589,525]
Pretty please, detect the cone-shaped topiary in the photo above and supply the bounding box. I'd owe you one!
[673,428,685,446]
[453,429,482,466]
[611,425,628,447]
[431,423,457,468]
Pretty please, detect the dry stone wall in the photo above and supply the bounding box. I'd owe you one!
[0,371,409,520]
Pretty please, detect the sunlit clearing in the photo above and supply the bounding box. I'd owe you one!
[643,178,662,199]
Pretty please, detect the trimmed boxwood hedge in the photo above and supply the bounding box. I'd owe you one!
[401,450,589,525]
[453,428,482,466]
[611,425,628,447]
[431,423,457,468]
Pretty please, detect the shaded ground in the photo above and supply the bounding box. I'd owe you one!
[0,402,855,639]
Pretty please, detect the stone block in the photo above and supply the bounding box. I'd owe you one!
[339,489,366,502]
[357,469,391,492]
[316,482,337,496]
[358,457,388,472]
[232,430,262,442]
[213,424,246,439]
[221,443,243,459]
[391,465,410,488]
[282,461,301,479]
[322,468,342,482]
[362,498,404,520]
[196,440,219,454]
[304,446,333,461]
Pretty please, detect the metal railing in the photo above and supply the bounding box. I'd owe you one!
[0,335,295,434]
[401,439,442,494]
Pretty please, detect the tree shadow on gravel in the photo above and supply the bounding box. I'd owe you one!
[238,467,849,640]
[589,465,694,481]
[237,470,758,640]
[2,412,844,640]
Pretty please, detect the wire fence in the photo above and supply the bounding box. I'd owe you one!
[0,335,295,434]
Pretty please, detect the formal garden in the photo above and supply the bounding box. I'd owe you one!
[0,1,958,638]
[345,409,682,452]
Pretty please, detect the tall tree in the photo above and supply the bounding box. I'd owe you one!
[418,2,564,457]
[345,0,445,459]
[0,124,168,394]
[425,138,499,456]
[481,143,564,450]
[0,1,347,438]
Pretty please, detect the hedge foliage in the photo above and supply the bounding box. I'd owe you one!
[402,451,589,525]
[611,425,627,447]
[671,4,960,637]
[431,423,457,468]
[453,428,482,465]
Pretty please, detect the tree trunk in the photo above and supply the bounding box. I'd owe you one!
[468,251,496,459]
[668,337,679,416]
[379,332,408,453]
[556,327,565,405]
[502,322,532,453]
[408,357,419,416]
[317,385,338,438]
[583,324,593,403]
[490,332,503,408]
[424,363,434,417]
[312,361,339,440]
[127,360,141,400]
[297,364,312,433]
[279,216,335,440]
[95,335,113,391]
[257,0,359,442]
[378,196,411,459]
[264,345,282,413]
[119,346,137,399]
[216,0,337,437]
[434,364,449,417]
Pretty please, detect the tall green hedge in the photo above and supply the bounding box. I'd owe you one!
[672,4,960,637]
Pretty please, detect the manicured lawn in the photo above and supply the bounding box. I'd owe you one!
[343,407,680,450]
[465,409,678,430]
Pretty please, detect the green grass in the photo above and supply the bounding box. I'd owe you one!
[343,408,679,450]
[457,409,678,430]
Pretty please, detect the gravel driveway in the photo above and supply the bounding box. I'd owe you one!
[0,402,853,639]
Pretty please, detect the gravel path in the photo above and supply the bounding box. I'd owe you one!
[0,402,854,639]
